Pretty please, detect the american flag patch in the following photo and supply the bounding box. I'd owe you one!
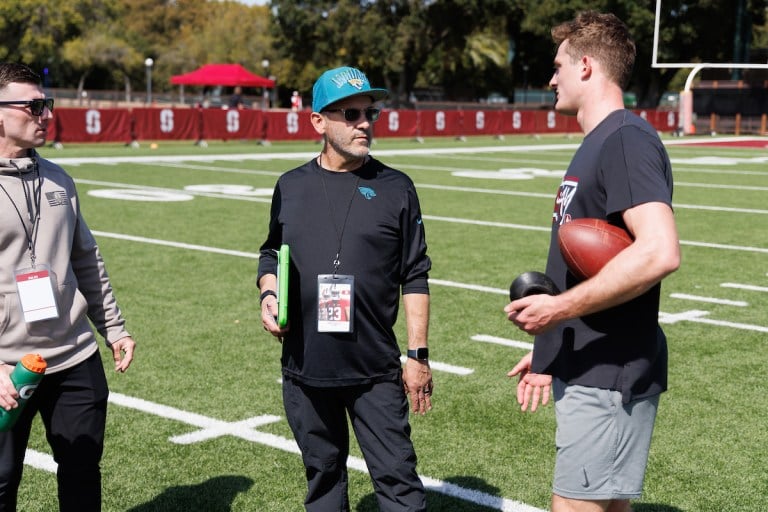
[46,191,69,206]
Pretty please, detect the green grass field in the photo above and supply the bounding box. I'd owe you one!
[17,134,768,511]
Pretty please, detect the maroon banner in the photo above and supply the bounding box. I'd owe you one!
[500,110,538,133]
[200,109,266,141]
[49,108,132,143]
[48,107,679,143]
[263,111,320,141]
[376,110,418,137]
[635,109,679,132]
[412,110,459,137]
[131,107,201,141]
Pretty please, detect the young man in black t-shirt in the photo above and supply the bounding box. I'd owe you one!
[505,12,680,512]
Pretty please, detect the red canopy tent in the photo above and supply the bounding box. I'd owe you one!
[170,63,275,88]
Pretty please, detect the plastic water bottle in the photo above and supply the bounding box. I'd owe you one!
[0,354,47,432]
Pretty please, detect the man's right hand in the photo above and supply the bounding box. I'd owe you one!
[507,352,552,412]
[0,364,19,411]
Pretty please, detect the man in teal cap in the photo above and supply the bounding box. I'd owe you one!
[257,66,433,511]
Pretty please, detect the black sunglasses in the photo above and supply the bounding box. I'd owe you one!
[323,107,381,123]
[0,98,55,116]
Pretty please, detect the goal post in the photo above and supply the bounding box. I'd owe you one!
[651,0,768,135]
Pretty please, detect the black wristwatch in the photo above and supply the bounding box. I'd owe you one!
[406,347,429,361]
[259,290,277,304]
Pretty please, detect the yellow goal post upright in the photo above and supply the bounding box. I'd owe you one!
[651,0,768,135]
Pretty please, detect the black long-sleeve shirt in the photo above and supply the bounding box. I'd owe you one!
[258,157,431,386]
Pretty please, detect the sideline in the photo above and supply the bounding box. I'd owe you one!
[45,135,768,168]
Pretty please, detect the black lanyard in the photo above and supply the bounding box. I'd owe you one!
[0,161,42,267]
[317,157,361,276]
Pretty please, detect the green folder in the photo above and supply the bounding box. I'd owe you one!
[277,244,289,328]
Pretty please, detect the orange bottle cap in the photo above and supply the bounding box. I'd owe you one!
[21,353,47,374]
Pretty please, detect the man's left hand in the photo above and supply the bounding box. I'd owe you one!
[403,358,433,415]
[110,336,136,373]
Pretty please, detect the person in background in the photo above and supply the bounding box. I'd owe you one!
[504,12,680,512]
[0,62,136,511]
[258,66,432,512]
[291,90,303,111]
[228,86,244,109]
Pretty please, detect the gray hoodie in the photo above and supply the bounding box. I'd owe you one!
[0,150,129,373]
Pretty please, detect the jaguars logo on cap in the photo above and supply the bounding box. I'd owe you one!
[347,78,364,89]
[313,66,388,113]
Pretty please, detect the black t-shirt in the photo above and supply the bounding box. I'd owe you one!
[533,109,674,403]
[258,157,431,386]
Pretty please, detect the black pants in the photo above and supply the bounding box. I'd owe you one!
[0,351,108,512]
[283,376,426,512]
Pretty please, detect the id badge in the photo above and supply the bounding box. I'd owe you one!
[317,274,354,333]
[14,264,59,323]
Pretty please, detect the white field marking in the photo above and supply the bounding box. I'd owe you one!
[49,136,767,168]
[91,231,260,259]
[419,475,547,512]
[79,176,768,217]
[51,145,585,168]
[106,392,544,512]
[423,216,551,233]
[152,154,766,178]
[184,184,274,196]
[170,415,284,444]
[472,335,533,351]
[675,181,768,192]
[76,179,272,203]
[670,293,748,306]
[79,171,768,216]
[662,135,768,146]
[668,166,767,176]
[662,309,768,333]
[682,317,768,333]
[51,137,764,167]
[24,449,57,472]
[672,203,768,215]
[451,169,564,180]
[428,279,508,296]
[398,356,474,375]
[721,283,768,293]
[154,161,283,177]
[658,310,712,324]
[87,234,768,332]
[417,185,768,215]
[680,240,768,254]
[418,183,553,198]
[49,152,320,166]
[402,156,572,167]
[88,189,194,202]
[670,156,768,166]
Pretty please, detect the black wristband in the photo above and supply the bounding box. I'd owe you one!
[259,290,277,304]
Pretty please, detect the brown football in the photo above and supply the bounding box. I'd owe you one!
[558,218,633,280]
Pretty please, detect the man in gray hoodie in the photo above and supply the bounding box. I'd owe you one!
[0,62,136,511]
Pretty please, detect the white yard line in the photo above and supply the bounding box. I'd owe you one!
[26,392,546,512]
[670,293,748,307]
[89,232,768,334]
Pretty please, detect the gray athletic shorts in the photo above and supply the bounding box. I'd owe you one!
[552,378,659,500]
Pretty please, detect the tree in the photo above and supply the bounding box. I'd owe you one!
[1,0,765,109]
[62,31,142,102]
[269,0,517,103]
[0,0,121,88]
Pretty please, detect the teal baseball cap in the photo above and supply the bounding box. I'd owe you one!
[312,66,388,113]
